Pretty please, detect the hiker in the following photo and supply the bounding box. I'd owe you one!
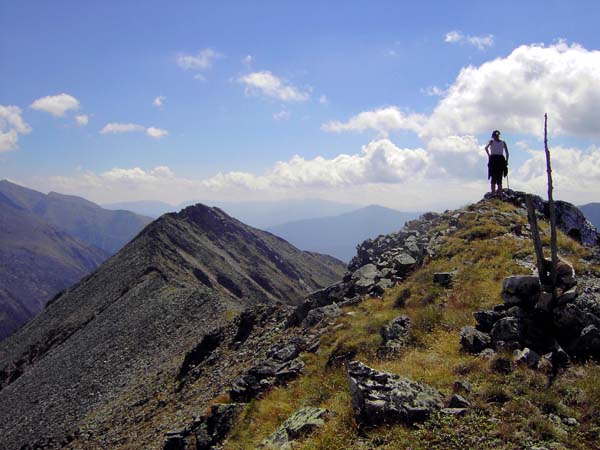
[485,130,509,196]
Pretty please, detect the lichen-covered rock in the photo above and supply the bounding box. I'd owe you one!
[378,315,412,356]
[460,326,492,353]
[230,357,305,401]
[347,361,443,426]
[260,407,329,449]
[302,303,341,328]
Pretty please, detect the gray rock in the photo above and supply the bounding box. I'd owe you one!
[347,361,443,426]
[535,292,554,312]
[577,325,600,360]
[491,317,522,344]
[449,394,470,408]
[261,407,329,449]
[557,287,578,305]
[433,272,456,288]
[230,357,305,401]
[440,408,468,417]
[379,315,412,356]
[453,380,472,394]
[351,263,381,282]
[370,278,393,297]
[163,430,186,450]
[268,344,299,363]
[514,347,540,368]
[473,310,505,333]
[460,326,492,353]
[302,303,342,328]
[502,276,540,306]
[393,253,417,275]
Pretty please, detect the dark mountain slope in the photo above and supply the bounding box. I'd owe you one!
[0,192,108,339]
[267,205,421,262]
[0,203,344,449]
[579,202,600,230]
[0,180,152,254]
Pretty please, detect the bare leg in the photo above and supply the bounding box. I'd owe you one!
[491,182,495,195]
[497,180,503,196]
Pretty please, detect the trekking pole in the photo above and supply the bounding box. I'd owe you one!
[506,171,510,192]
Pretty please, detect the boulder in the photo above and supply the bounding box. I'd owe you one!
[268,344,299,363]
[260,407,329,449]
[433,272,456,288]
[370,278,394,297]
[163,431,186,450]
[448,394,470,409]
[460,326,492,353]
[557,287,578,305]
[195,403,245,450]
[351,263,381,282]
[490,317,522,344]
[453,380,472,394]
[302,303,341,328]
[514,348,540,369]
[347,361,443,426]
[576,325,600,360]
[502,276,540,306]
[473,310,505,333]
[393,253,417,275]
[230,357,305,401]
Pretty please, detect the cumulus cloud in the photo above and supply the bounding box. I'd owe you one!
[100,123,145,134]
[239,71,310,102]
[322,107,427,137]
[153,96,166,107]
[423,41,600,139]
[420,86,445,97]
[445,30,494,49]
[30,93,80,117]
[0,105,32,152]
[176,48,222,70]
[146,127,168,139]
[75,114,89,126]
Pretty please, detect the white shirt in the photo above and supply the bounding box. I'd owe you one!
[489,139,505,156]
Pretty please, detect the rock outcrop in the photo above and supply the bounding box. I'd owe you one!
[260,407,329,449]
[347,361,443,426]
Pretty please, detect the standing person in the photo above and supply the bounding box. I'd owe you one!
[485,130,509,196]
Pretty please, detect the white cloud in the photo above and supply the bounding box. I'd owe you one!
[420,86,445,96]
[75,114,89,126]
[100,123,145,134]
[0,105,32,152]
[322,106,427,137]
[153,96,166,107]
[30,93,80,117]
[146,127,169,139]
[273,109,291,121]
[445,30,494,49]
[239,71,309,102]
[176,48,223,70]
[319,95,329,105]
[423,41,600,139]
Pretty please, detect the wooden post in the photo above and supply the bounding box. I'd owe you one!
[544,113,558,301]
[526,195,546,284]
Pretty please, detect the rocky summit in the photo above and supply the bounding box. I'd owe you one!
[0,203,344,450]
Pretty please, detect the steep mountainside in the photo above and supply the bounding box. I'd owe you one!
[0,180,152,254]
[579,202,600,230]
[0,203,345,449]
[0,192,108,340]
[267,205,421,262]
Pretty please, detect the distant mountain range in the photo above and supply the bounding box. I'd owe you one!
[0,180,152,339]
[104,198,360,228]
[0,203,345,449]
[267,205,422,262]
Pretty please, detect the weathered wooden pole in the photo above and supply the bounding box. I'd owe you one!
[544,113,558,301]
[526,195,546,284]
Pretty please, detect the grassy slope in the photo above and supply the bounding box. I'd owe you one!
[221,199,600,450]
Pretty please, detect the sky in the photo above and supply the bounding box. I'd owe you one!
[2,1,600,211]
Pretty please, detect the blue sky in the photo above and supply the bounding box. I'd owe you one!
[2,1,600,209]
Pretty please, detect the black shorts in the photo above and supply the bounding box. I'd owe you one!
[488,155,507,184]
